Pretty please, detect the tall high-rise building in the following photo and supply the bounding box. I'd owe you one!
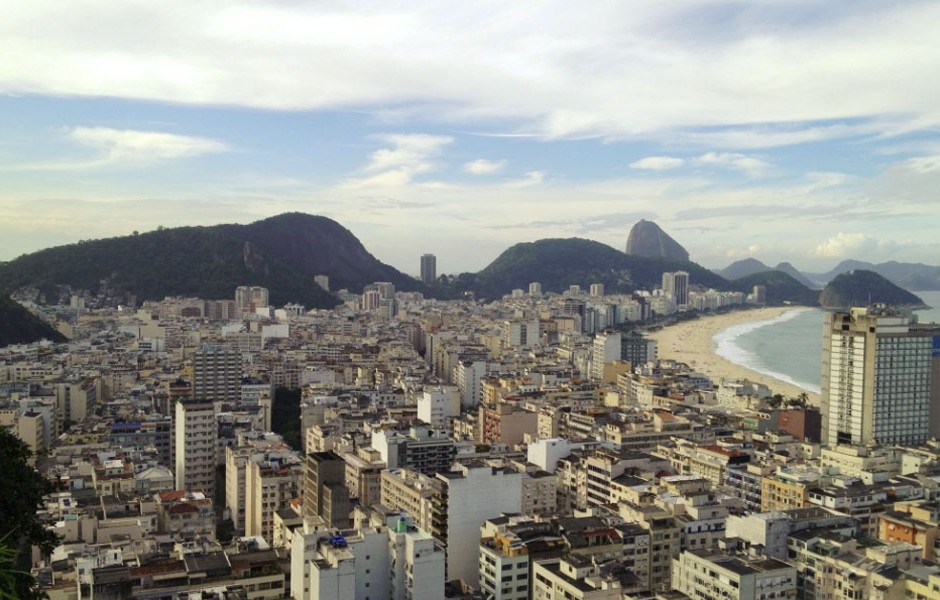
[821,306,940,447]
[591,331,622,381]
[175,400,217,495]
[420,253,437,284]
[621,333,658,368]
[245,453,304,544]
[193,344,242,405]
[304,451,350,527]
[662,271,690,307]
[235,285,269,315]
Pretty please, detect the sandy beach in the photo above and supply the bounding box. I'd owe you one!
[648,307,821,406]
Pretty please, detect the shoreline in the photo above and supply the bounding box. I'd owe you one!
[647,306,822,406]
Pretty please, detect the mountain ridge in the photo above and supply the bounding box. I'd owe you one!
[463,237,733,299]
[0,214,426,309]
[720,257,940,292]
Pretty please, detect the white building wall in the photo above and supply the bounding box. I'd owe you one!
[349,529,390,600]
[444,466,523,586]
[175,401,217,495]
[527,438,581,472]
[389,526,446,600]
[417,387,459,428]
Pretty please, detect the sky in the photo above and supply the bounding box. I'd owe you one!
[3,1,940,277]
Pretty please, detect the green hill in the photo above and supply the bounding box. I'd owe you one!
[819,269,926,309]
[814,259,940,291]
[733,270,819,306]
[0,295,66,347]
[0,213,426,309]
[468,238,733,298]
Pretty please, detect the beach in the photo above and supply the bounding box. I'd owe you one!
[647,307,822,406]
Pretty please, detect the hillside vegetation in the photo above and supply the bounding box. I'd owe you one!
[819,270,926,308]
[0,214,426,309]
[0,295,66,347]
[733,271,819,306]
[466,238,733,299]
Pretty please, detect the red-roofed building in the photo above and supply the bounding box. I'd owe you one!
[154,490,215,541]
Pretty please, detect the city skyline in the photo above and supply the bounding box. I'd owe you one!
[3,2,940,274]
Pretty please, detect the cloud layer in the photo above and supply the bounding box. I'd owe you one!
[69,127,228,163]
[3,2,940,145]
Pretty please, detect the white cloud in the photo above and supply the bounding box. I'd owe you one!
[365,134,453,173]
[814,232,877,258]
[676,121,889,150]
[341,133,453,188]
[505,170,546,188]
[462,158,507,175]
[3,3,940,144]
[723,245,765,260]
[67,127,228,163]
[629,156,684,170]
[899,155,940,174]
[802,171,852,191]
[694,152,769,174]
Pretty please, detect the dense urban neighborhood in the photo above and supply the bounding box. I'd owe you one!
[2,275,940,600]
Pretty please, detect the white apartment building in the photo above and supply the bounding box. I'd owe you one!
[417,386,459,428]
[671,550,797,600]
[591,331,621,382]
[531,555,622,600]
[174,400,217,496]
[245,453,304,545]
[455,359,499,408]
[502,319,540,350]
[290,512,445,600]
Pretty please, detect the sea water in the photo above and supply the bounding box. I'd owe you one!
[712,291,940,395]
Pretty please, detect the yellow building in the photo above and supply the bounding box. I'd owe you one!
[760,468,819,512]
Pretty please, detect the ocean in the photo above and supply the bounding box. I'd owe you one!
[713,291,940,395]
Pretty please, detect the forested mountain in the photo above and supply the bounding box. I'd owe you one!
[732,271,819,306]
[0,213,426,309]
[819,270,926,309]
[467,238,733,299]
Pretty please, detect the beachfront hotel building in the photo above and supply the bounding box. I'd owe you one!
[820,305,940,447]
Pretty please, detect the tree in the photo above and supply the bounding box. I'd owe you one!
[788,392,809,408]
[0,428,59,599]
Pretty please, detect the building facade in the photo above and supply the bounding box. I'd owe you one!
[193,344,242,405]
[821,306,940,447]
[174,400,217,496]
[420,253,437,284]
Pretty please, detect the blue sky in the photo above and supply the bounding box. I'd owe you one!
[2,1,940,277]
